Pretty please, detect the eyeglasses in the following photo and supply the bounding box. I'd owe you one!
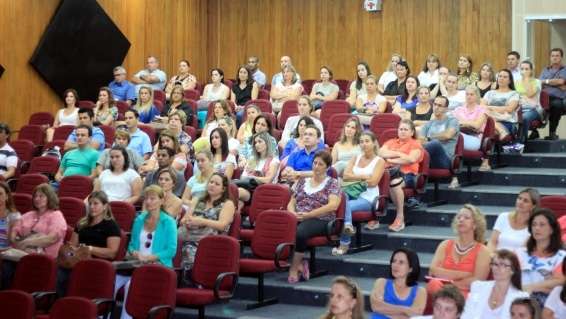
[145,233,153,248]
[490,262,512,269]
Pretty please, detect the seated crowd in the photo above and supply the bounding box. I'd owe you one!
[1,49,566,319]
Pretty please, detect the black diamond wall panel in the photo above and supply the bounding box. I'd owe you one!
[30,0,130,101]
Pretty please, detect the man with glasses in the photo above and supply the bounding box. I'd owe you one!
[109,66,136,105]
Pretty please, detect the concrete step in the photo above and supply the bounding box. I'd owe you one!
[173,300,327,319]
[474,167,566,187]
[525,139,566,153]
[497,152,566,168]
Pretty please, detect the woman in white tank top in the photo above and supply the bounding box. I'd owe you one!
[332,131,386,255]
[46,89,79,143]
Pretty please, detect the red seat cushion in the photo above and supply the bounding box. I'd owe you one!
[463,150,482,159]
[307,237,329,246]
[239,229,253,241]
[429,168,451,178]
[352,211,373,222]
[240,258,286,274]
[176,288,231,305]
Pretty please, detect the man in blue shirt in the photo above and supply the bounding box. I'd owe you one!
[108,66,136,105]
[540,48,566,140]
[123,109,153,160]
[247,55,266,87]
[281,125,324,182]
[65,108,105,151]
[131,56,167,95]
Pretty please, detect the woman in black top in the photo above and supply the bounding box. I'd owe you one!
[232,65,259,125]
[384,60,410,104]
[161,85,194,125]
[56,191,121,296]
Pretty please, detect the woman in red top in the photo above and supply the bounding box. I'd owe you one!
[427,204,491,297]
[378,120,424,232]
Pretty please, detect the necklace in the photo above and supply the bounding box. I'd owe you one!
[454,240,476,256]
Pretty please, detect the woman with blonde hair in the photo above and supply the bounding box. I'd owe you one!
[332,117,362,176]
[320,276,365,319]
[378,53,403,94]
[476,63,497,98]
[134,86,159,123]
[270,64,303,114]
[182,150,214,204]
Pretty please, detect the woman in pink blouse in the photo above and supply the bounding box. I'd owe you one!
[287,151,341,283]
[11,183,67,257]
[452,85,490,171]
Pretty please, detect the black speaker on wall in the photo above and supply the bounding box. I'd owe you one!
[0,64,4,78]
[30,0,130,101]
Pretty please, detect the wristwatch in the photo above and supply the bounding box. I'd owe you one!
[546,79,550,85]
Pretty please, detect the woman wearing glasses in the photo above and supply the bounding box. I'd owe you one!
[461,249,529,319]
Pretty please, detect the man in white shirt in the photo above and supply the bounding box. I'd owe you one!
[507,51,522,81]
[271,55,301,86]
[131,56,167,95]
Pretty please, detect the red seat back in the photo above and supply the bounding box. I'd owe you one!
[192,235,240,290]
[78,100,95,109]
[115,230,129,261]
[59,176,93,199]
[540,90,550,111]
[13,193,33,214]
[335,79,351,95]
[248,184,291,225]
[370,113,402,138]
[0,290,35,319]
[301,79,317,95]
[99,125,115,147]
[53,125,75,141]
[228,211,241,239]
[320,100,350,128]
[59,196,87,227]
[278,100,298,129]
[184,99,199,127]
[184,89,200,101]
[15,173,49,194]
[109,201,136,232]
[10,140,35,163]
[17,125,44,145]
[27,156,60,176]
[325,114,355,147]
[126,265,177,318]
[251,210,297,260]
[28,112,54,126]
[245,99,273,114]
[49,296,97,319]
[540,195,566,219]
[377,128,398,146]
[258,88,270,100]
[137,124,157,145]
[116,101,130,115]
[153,90,166,105]
[12,254,57,293]
[67,259,115,299]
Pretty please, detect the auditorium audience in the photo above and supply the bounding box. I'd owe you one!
[272,55,302,86]
[0,181,20,250]
[427,204,490,297]
[133,86,160,124]
[511,298,541,319]
[320,276,365,319]
[231,65,259,123]
[516,61,543,142]
[108,66,136,105]
[476,63,497,98]
[153,168,183,219]
[334,131,385,255]
[247,55,267,87]
[46,89,79,143]
[310,65,340,115]
[210,127,236,179]
[160,85,194,126]
[369,248,426,318]
[418,54,441,88]
[166,110,193,158]
[347,61,372,106]
[270,64,303,114]
[540,48,566,140]
[507,51,522,81]
[287,151,340,283]
[461,249,529,319]
[194,99,233,152]
[392,75,419,112]
[0,123,17,180]
[123,109,153,159]
[355,75,387,125]
[384,60,410,103]
[280,96,325,146]
[281,125,325,181]
[542,256,566,319]
[378,120,424,231]
[57,191,121,296]
[281,116,325,160]
[116,185,177,319]
[143,146,186,197]
[164,59,197,100]
[378,53,403,94]
[182,150,214,204]
[178,173,234,271]
[64,108,105,151]
[515,208,565,305]
[487,188,540,252]
[452,85,489,170]
[420,96,460,189]
[456,55,479,90]
[217,116,240,155]
[94,146,142,204]
[56,125,99,182]
[131,55,167,94]
[331,117,362,176]
[198,68,231,111]
[237,132,280,204]
[412,285,466,319]
[482,69,520,143]
[236,104,261,144]
[93,86,118,126]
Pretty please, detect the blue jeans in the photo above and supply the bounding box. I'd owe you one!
[522,109,541,142]
[340,197,372,245]
[236,110,245,127]
[424,140,451,169]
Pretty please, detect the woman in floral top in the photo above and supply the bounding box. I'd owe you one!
[287,150,341,283]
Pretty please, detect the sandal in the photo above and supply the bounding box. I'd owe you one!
[478,163,491,172]
[388,219,405,232]
[288,274,299,284]
[301,259,310,281]
[364,220,380,230]
[331,245,350,256]
[343,224,356,236]
[448,179,460,189]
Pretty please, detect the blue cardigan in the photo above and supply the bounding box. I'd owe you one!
[128,210,177,268]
